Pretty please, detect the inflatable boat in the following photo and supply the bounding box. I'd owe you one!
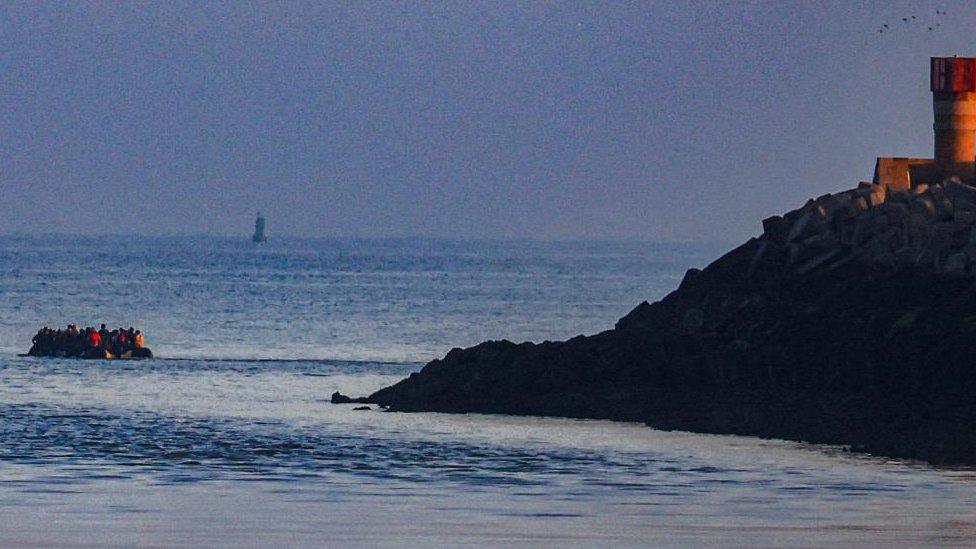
[26,346,153,359]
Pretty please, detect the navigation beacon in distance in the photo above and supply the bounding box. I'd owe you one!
[252,213,268,243]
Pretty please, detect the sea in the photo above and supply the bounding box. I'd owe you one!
[0,236,973,547]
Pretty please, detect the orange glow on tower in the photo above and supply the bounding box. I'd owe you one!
[931,57,976,183]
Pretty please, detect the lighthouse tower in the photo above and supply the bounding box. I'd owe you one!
[931,57,976,184]
[873,57,976,189]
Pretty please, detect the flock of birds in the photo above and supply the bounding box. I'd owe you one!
[878,9,947,34]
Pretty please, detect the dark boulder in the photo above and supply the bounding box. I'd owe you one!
[331,391,371,404]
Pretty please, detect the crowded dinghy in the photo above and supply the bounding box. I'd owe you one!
[28,324,153,359]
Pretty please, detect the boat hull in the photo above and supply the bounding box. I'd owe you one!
[26,346,153,360]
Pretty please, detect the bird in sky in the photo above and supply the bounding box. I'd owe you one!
[877,10,947,37]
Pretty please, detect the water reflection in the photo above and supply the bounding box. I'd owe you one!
[0,357,975,546]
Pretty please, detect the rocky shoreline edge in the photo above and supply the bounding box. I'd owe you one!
[337,178,976,465]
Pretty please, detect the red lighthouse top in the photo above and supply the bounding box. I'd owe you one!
[931,57,976,92]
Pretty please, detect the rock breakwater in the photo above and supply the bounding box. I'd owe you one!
[356,179,976,465]
[762,178,976,277]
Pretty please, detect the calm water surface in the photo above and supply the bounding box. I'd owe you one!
[0,237,973,547]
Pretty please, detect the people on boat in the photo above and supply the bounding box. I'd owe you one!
[114,327,127,356]
[28,323,150,358]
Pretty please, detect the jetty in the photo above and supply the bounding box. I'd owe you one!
[339,57,976,465]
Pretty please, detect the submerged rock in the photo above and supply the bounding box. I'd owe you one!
[330,391,370,404]
[360,179,976,465]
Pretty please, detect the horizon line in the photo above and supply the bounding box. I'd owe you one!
[0,231,735,247]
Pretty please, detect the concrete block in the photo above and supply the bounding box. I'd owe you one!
[806,203,829,224]
[945,252,968,274]
[762,215,787,241]
[869,185,887,206]
[824,254,854,272]
[796,250,840,274]
[908,211,928,229]
[884,202,910,221]
[914,246,937,267]
[944,179,976,207]
[855,183,887,207]
[787,212,812,242]
[893,244,916,264]
[887,189,913,204]
[915,197,938,218]
[938,198,955,220]
[787,243,801,264]
[851,221,871,246]
[802,233,829,248]
[964,245,976,261]
[955,209,976,227]
[745,242,768,279]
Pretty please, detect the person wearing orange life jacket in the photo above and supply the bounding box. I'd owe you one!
[89,330,101,348]
[133,330,145,349]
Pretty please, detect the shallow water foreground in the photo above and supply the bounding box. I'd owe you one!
[0,357,974,548]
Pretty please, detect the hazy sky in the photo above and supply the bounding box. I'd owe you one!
[2,1,975,241]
